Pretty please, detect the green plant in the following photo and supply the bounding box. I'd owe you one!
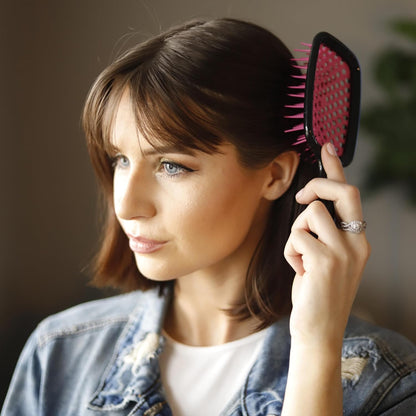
[360,20,416,204]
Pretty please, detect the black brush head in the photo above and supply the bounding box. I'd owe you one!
[304,32,361,167]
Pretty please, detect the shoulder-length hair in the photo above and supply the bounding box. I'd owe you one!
[82,18,317,328]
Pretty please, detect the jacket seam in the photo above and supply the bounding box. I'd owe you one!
[374,391,416,415]
[37,318,129,348]
[366,374,403,415]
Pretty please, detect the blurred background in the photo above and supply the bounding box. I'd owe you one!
[1,0,415,404]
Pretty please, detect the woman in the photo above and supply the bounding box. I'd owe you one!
[2,18,415,416]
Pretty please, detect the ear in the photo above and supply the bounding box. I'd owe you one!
[262,151,300,201]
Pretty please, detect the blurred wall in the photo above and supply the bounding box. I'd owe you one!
[1,0,415,403]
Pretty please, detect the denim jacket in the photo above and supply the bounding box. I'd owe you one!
[2,288,416,416]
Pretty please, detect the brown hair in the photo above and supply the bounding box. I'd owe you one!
[83,18,317,328]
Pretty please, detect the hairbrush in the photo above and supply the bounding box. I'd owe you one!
[285,32,361,174]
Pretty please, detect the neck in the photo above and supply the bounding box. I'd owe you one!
[164,272,260,346]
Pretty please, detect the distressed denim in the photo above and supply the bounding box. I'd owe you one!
[2,288,416,415]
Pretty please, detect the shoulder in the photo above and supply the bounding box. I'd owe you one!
[343,315,416,377]
[342,316,416,415]
[2,288,169,416]
[345,315,416,355]
[34,289,160,347]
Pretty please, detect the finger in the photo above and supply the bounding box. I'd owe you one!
[291,200,341,246]
[321,142,346,183]
[284,227,324,276]
[320,143,365,223]
[296,179,363,223]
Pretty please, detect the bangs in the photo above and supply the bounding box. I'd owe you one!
[99,78,130,155]
[132,63,226,154]
[97,67,227,159]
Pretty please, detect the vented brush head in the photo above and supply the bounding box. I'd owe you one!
[285,32,361,169]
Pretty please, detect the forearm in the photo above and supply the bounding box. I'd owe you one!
[281,342,343,416]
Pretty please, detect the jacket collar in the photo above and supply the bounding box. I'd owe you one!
[221,318,291,416]
[88,286,170,412]
[87,286,291,415]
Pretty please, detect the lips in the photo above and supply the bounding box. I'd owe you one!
[126,234,167,254]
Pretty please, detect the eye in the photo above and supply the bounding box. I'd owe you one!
[161,161,191,176]
[112,154,130,170]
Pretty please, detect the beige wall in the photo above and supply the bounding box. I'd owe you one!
[1,0,415,399]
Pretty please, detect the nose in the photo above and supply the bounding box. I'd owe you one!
[113,169,156,221]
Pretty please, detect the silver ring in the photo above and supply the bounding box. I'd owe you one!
[338,220,367,234]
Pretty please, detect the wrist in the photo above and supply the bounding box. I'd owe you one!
[289,339,343,376]
[290,328,344,356]
[283,338,343,416]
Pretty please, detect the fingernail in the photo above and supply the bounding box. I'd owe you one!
[295,188,304,199]
[327,142,337,156]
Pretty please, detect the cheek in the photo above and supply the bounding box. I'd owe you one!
[112,173,126,213]
[172,176,262,247]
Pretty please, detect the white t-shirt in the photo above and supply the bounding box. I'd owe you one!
[159,329,267,416]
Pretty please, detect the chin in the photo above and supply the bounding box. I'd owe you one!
[134,255,179,282]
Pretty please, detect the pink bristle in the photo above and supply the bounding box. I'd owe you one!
[293,136,307,145]
[285,123,304,133]
[288,92,305,98]
[285,41,310,154]
[285,103,304,109]
[285,113,304,119]
[288,84,306,89]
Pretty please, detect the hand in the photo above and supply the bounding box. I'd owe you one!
[284,143,371,351]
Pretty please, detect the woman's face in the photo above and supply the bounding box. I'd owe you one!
[111,90,274,283]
